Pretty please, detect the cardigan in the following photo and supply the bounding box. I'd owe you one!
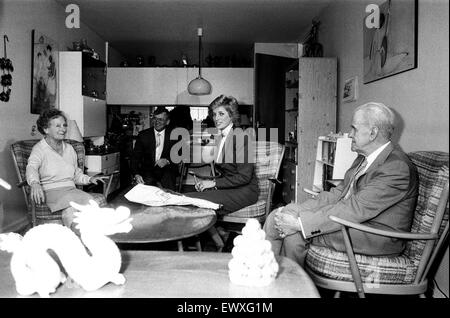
[26,139,90,191]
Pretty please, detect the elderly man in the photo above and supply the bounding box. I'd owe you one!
[264,102,418,267]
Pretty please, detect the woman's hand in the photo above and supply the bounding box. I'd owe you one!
[134,174,145,184]
[195,180,216,192]
[155,158,170,168]
[30,182,45,205]
[89,176,108,185]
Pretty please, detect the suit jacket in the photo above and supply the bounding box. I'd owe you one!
[214,128,258,190]
[285,143,418,255]
[130,128,176,179]
[184,128,259,214]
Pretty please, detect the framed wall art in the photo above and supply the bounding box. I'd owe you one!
[30,30,59,114]
[363,0,418,84]
[343,76,358,103]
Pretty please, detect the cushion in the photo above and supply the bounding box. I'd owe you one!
[404,166,449,265]
[224,199,266,218]
[306,245,417,284]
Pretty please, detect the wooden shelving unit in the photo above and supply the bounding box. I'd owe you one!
[311,134,357,193]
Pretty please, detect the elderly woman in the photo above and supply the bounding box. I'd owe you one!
[26,109,106,228]
[184,95,259,215]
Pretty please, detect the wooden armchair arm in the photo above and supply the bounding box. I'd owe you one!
[329,215,438,240]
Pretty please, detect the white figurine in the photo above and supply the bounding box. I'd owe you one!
[228,219,279,287]
[0,200,133,297]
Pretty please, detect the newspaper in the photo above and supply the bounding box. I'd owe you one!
[124,184,220,210]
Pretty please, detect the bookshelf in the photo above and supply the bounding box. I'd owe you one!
[311,134,357,193]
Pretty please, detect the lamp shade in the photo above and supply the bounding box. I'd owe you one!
[188,76,212,95]
[66,119,83,142]
[188,27,212,96]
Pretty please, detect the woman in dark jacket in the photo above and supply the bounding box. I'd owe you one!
[184,95,259,215]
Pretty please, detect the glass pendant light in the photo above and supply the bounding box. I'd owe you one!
[188,28,212,95]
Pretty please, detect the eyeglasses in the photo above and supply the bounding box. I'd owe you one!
[153,117,167,122]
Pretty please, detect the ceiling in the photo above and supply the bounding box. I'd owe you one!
[55,0,332,57]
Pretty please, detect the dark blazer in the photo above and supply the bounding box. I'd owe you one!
[130,128,176,179]
[185,128,259,214]
[283,143,419,255]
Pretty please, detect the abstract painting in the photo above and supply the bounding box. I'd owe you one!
[363,0,417,84]
[31,30,58,114]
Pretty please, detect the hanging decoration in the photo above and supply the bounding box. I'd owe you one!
[0,35,14,102]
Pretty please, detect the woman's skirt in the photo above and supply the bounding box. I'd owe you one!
[184,185,259,215]
[44,186,94,212]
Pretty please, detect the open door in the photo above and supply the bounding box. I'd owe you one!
[255,53,296,144]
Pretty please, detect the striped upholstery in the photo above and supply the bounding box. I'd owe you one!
[224,141,284,219]
[306,151,449,284]
[11,139,107,224]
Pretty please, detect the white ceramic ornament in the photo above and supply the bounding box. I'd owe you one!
[0,200,133,297]
[228,219,279,287]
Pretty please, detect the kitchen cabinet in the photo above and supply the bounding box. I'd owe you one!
[59,52,107,137]
[106,67,253,105]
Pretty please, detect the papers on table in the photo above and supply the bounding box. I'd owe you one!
[124,184,220,210]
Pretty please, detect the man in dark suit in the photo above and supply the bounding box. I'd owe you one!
[264,102,418,267]
[130,107,177,190]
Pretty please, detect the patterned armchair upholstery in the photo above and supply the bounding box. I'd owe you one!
[11,139,107,226]
[305,151,449,297]
[220,141,285,223]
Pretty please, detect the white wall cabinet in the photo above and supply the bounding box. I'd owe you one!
[59,52,107,137]
[106,67,253,105]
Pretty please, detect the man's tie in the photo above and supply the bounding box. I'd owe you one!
[344,157,368,199]
[156,132,161,148]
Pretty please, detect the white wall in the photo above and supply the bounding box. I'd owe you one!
[0,0,121,232]
[317,0,449,152]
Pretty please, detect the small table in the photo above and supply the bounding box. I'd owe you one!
[108,187,217,244]
[0,251,320,298]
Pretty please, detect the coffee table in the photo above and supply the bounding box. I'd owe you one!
[0,250,320,298]
[108,187,217,244]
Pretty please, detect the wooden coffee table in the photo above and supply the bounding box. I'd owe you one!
[0,250,320,298]
[108,187,217,244]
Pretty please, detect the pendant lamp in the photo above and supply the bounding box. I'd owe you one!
[188,28,212,95]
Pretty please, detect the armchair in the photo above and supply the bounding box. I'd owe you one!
[214,141,285,250]
[305,151,449,298]
[11,139,107,226]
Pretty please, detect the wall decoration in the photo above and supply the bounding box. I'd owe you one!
[302,19,323,57]
[343,76,358,103]
[1,35,14,102]
[363,0,417,84]
[31,30,58,114]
